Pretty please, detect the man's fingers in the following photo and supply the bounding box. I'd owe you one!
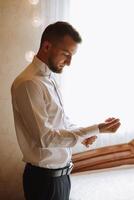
[99,118,121,133]
[85,136,97,145]
[86,136,97,143]
[82,136,97,147]
[104,120,121,132]
[109,122,121,132]
[105,117,115,122]
[104,119,120,128]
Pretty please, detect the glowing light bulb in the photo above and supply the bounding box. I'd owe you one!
[28,0,39,5]
[25,51,35,62]
[32,16,42,27]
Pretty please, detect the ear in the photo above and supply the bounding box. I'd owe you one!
[42,41,52,52]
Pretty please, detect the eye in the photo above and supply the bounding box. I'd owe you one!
[63,51,70,57]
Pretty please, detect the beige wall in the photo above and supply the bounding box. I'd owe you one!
[0,1,43,199]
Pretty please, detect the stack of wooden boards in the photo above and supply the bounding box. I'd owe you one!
[72,140,134,173]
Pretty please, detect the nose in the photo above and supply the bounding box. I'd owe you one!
[66,55,72,66]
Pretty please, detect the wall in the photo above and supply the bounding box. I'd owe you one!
[0,0,42,199]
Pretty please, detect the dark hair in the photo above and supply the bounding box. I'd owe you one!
[40,21,82,48]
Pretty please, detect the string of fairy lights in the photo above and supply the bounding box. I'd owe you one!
[25,0,42,62]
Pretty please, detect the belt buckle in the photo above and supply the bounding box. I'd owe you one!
[60,162,74,176]
[67,162,74,175]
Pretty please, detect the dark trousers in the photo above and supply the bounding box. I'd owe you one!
[23,163,71,200]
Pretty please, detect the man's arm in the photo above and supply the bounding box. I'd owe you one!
[14,79,100,148]
[82,118,121,147]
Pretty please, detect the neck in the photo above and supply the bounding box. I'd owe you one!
[36,50,48,65]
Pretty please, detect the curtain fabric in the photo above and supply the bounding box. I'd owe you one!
[39,0,134,151]
[40,0,70,28]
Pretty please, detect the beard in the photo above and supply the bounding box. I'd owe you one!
[47,57,63,74]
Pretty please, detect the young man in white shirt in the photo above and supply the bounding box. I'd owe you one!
[11,21,120,200]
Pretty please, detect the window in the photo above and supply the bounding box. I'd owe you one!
[61,0,134,146]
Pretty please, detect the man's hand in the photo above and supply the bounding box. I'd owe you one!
[81,136,97,148]
[98,117,121,133]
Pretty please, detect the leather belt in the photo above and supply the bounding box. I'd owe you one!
[27,162,74,177]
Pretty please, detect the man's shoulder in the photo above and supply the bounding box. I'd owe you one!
[11,61,38,87]
[11,61,51,94]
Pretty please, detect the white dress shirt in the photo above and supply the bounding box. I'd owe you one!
[11,56,99,169]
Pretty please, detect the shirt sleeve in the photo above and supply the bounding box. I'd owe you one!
[14,79,99,148]
[63,114,99,144]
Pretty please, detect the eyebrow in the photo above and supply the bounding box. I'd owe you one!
[62,49,71,54]
[61,48,76,56]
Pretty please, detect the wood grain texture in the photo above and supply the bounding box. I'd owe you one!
[72,139,134,173]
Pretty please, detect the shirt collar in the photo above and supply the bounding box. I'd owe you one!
[32,56,52,77]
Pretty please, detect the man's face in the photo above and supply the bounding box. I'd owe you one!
[47,35,78,73]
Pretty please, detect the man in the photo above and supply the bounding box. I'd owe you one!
[11,21,120,200]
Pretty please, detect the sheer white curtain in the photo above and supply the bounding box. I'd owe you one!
[40,0,70,27]
[60,0,134,150]
[40,0,134,150]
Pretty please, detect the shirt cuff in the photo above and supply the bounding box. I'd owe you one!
[79,124,100,140]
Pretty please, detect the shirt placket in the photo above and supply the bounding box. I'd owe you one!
[50,77,64,108]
